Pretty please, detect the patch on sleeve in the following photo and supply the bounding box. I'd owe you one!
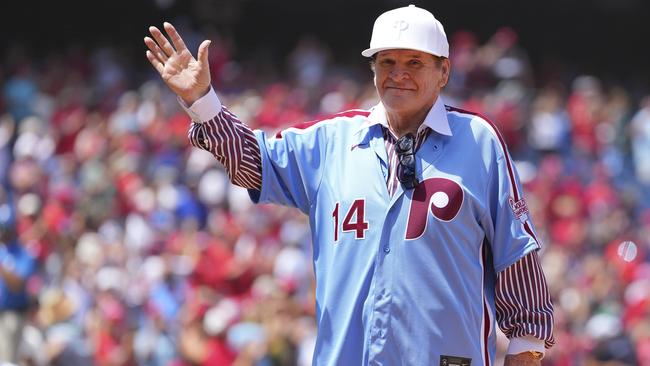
[508,196,530,223]
[440,355,471,366]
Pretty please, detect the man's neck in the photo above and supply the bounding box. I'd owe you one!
[385,105,430,138]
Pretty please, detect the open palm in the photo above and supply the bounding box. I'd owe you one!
[144,22,211,104]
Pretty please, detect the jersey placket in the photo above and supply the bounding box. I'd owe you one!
[366,128,431,363]
[366,203,396,364]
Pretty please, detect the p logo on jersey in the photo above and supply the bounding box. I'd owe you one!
[405,177,464,240]
[508,197,529,223]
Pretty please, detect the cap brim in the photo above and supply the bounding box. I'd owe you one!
[361,46,447,58]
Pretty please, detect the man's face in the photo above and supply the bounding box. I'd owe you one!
[373,49,450,117]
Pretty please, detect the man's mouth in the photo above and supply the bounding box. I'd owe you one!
[385,86,414,91]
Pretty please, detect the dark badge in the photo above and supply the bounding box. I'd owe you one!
[440,355,471,366]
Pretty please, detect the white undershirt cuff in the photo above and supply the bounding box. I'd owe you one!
[507,335,545,357]
[178,87,222,123]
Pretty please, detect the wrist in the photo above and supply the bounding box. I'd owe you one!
[521,351,544,360]
[181,86,211,106]
[504,351,543,366]
[178,87,222,122]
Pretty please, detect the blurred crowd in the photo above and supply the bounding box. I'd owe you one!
[1,22,650,366]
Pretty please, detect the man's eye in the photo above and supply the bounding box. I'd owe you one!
[409,60,422,66]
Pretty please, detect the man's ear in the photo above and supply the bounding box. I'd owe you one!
[440,58,451,88]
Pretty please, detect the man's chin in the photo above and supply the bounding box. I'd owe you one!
[381,97,412,111]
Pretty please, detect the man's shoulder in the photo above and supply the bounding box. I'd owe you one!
[274,109,371,139]
[445,105,505,142]
[444,105,513,164]
[445,105,487,125]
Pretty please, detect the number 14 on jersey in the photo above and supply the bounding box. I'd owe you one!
[332,199,369,241]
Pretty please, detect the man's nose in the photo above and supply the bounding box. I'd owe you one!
[388,67,409,81]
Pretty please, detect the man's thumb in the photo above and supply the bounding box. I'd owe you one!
[198,40,211,64]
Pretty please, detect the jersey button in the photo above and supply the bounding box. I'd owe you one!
[383,246,390,253]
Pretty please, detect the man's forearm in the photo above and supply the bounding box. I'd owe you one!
[496,251,555,353]
[183,88,263,190]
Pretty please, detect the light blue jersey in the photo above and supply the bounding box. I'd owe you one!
[249,96,539,365]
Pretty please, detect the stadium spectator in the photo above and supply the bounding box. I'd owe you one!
[0,204,36,363]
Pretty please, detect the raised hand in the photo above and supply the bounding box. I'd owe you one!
[144,22,211,105]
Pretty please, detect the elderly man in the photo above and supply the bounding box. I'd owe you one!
[145,5,554,365]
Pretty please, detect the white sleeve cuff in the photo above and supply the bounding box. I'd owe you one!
[177,87,222,123]
[507,335,545,356]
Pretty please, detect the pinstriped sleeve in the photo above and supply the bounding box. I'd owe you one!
[495,250,556,350]
[182,88,262,190]
[188,108,262,190]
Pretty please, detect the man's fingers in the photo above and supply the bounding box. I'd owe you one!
[197,40,211,65]
[144,37,169,63]
[148,26,176,57]
[163,22,188,53]
[145,51,165,75]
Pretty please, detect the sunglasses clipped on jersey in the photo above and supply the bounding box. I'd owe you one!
[395,133,418,189]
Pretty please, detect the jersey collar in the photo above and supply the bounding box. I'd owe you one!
[357,95,453,137]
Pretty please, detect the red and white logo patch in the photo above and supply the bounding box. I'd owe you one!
[508,197,530,223]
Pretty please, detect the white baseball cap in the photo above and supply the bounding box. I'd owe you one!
[361,5,449,58]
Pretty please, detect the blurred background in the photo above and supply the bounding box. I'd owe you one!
[1,0,650,365]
